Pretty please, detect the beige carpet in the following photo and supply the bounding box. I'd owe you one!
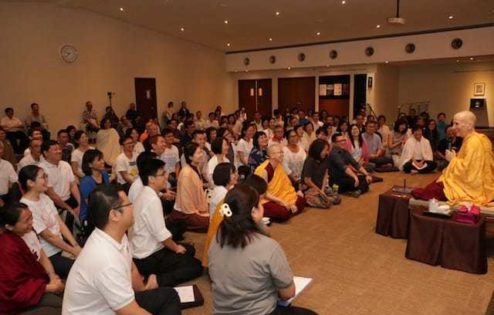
[183,172,494,315]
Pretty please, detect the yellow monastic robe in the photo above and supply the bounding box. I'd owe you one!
[438,132,494,205]
[254,160,298,205]
[202,201,223,267]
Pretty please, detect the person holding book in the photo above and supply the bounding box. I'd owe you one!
[399,126,436,174]
[208,184,316,315]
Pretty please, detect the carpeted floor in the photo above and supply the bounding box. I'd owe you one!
[182,172,494,315]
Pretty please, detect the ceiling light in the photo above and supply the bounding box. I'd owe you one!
[119,7,124,12]
[287,67,291,70]
[341,0,346,4]
[276,11,280,16]
[376,24,381,28]
[224,20,229,24]
[180,27,185,32]
[456,59,460,63]
[269,38,273,42]
[470,57,474,60]
[227,43,231,47]
[385,61,389,64]
[448,15,454,20]
[316,32,321,36]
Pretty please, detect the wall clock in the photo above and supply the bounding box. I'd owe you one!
[60,45,78,63]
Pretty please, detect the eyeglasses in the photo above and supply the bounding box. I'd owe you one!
[113,203,132,212]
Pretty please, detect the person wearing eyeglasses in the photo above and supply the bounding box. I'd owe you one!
[129,158,202,287]
[328,133,373,198]
[62,185,181,315]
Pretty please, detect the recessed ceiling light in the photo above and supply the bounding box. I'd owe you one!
[376,24,381,28]
[180,27,185,32]
[470,57,474,60]
[341,0,346,4]
[224,20,229,24]
[316,32,321,36]
[245,70,249,72]
[119,7,124,12]
[287,67,291,70]
[227,43,231,47]
[275,11,280,16]
[385,61,389,64]
[269,38,273,42]
[448,15,454,20]
[456,59,460,63]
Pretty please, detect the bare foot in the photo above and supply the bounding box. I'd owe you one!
[145,274,158,290]
[411,170,418,175]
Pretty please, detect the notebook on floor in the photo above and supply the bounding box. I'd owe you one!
[174,284,204,309]
[277,276,313,307]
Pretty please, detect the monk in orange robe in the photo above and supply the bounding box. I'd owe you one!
[413,111,494,205]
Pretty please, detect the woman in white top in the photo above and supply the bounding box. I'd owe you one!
[236,123,255,167]
[207,137,230,187]
[300,122,316,152]
[261,117,273,140]
[19,165,81,279]
[208,162,238,217]
[126,127,145,155]
[282,129,307,187]
[71,130,93,179]
[377,115,391,149]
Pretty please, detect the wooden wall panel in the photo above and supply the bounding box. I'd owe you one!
[278,77,315,114]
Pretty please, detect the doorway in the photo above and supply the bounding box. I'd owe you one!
[134,77,158,125]
[278,77,315,114]
[353,74,367,118]
[238,79,272,117]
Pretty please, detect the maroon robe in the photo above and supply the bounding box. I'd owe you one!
[0,231,48,314]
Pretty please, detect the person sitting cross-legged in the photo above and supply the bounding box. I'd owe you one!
[254,144,306,222]
[399,126,437,174]
[62,185,181,315]
[328,133,373,198]
[129,158,203,287]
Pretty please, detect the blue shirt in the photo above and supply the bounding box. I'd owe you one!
[79,171,110,221]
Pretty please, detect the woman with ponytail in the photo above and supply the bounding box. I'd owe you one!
[208,184,316,315]
[0,202,64,314]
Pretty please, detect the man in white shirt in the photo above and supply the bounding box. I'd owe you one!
[18,138,44,171]
[194,110,206,130]
[0,141,17,207]
[0,107,29,154]
[115,135,139,186]
[400,126,437,174]
[40,140,81,229]
[62,185,181,315]
[162,129,181,180]
[129,159,202,287]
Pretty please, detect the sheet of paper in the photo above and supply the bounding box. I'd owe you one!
[278,276,312,307]
[174,286,195,303]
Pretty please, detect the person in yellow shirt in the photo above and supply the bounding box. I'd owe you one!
[412,110,494,205]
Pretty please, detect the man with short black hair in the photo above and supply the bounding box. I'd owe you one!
[1,107,29,154]
[363,121,394,169]
[57,129,74,163]
[129,159,203,287]
[63,185,181,315]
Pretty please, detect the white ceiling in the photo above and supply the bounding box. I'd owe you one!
[41,0,494,52]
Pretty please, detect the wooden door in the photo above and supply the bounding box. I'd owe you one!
[278,77,315,114]
[134,78,158,124]
[256,79,272,117]
[238,80,257,117]
[353,74,367,117]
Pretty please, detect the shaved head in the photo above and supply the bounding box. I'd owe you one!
[453,110,476,137]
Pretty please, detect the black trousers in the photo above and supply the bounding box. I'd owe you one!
[331,174,369,194]
[402,160,437,173]
[369,156,394,167]
[135,287,181,315]
[6,131,29,154]
[269,305,318,315]
[134,244,203,287]
[49,252,74,279]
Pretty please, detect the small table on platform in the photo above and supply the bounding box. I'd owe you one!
[375,186,413,239]
[405,206,487,274]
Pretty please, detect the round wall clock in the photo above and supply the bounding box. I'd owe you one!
[60,45,78,63]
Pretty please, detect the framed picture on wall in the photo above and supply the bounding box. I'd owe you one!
[474,82,485,96]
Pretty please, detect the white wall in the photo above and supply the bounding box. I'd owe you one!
[398,61,494,126]
[0,2,235,134]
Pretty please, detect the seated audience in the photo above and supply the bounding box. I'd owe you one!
[363,121,394,169]
[208,184,316,315]
[130,159,203,287]
[18,138,44,171]
[140,120,160,147]
[436,126,463,171]
[40,140,80,232]
[300,122,316,151]
[436,112,448,141]
[399,126,436,174]
[71,130,93,179]
[268,124,286,147]
[301,139,336,209]
[328,133,373,197]
[412,111,494,205]
[0,141,18,207]
[282,129,307,188]
[96,117,121,166]
[57,128,74,163]
[63,185,181,315]
[161,129,182,185]
[0,126,17,167]
[377,115,390,149]
[388,119,409,166]
[345,124,369,169]
[114,135,139,188]
[0,203,64,314]
[25,103,50,140]
[1,107,29,154]
[248,131,269,171]
[237,123,255,167]
[19,165,81,278]
[81,101,99,143]
[126,127,145,155]
[180,120,196,147]
[207,137,230,186]
[423,118,440,152]
[79,149,110,226]
[254,144,306,222]
[208,162,238,217]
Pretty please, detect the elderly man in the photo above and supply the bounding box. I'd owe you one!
[254,144,306,222]
[412,111,494,205]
